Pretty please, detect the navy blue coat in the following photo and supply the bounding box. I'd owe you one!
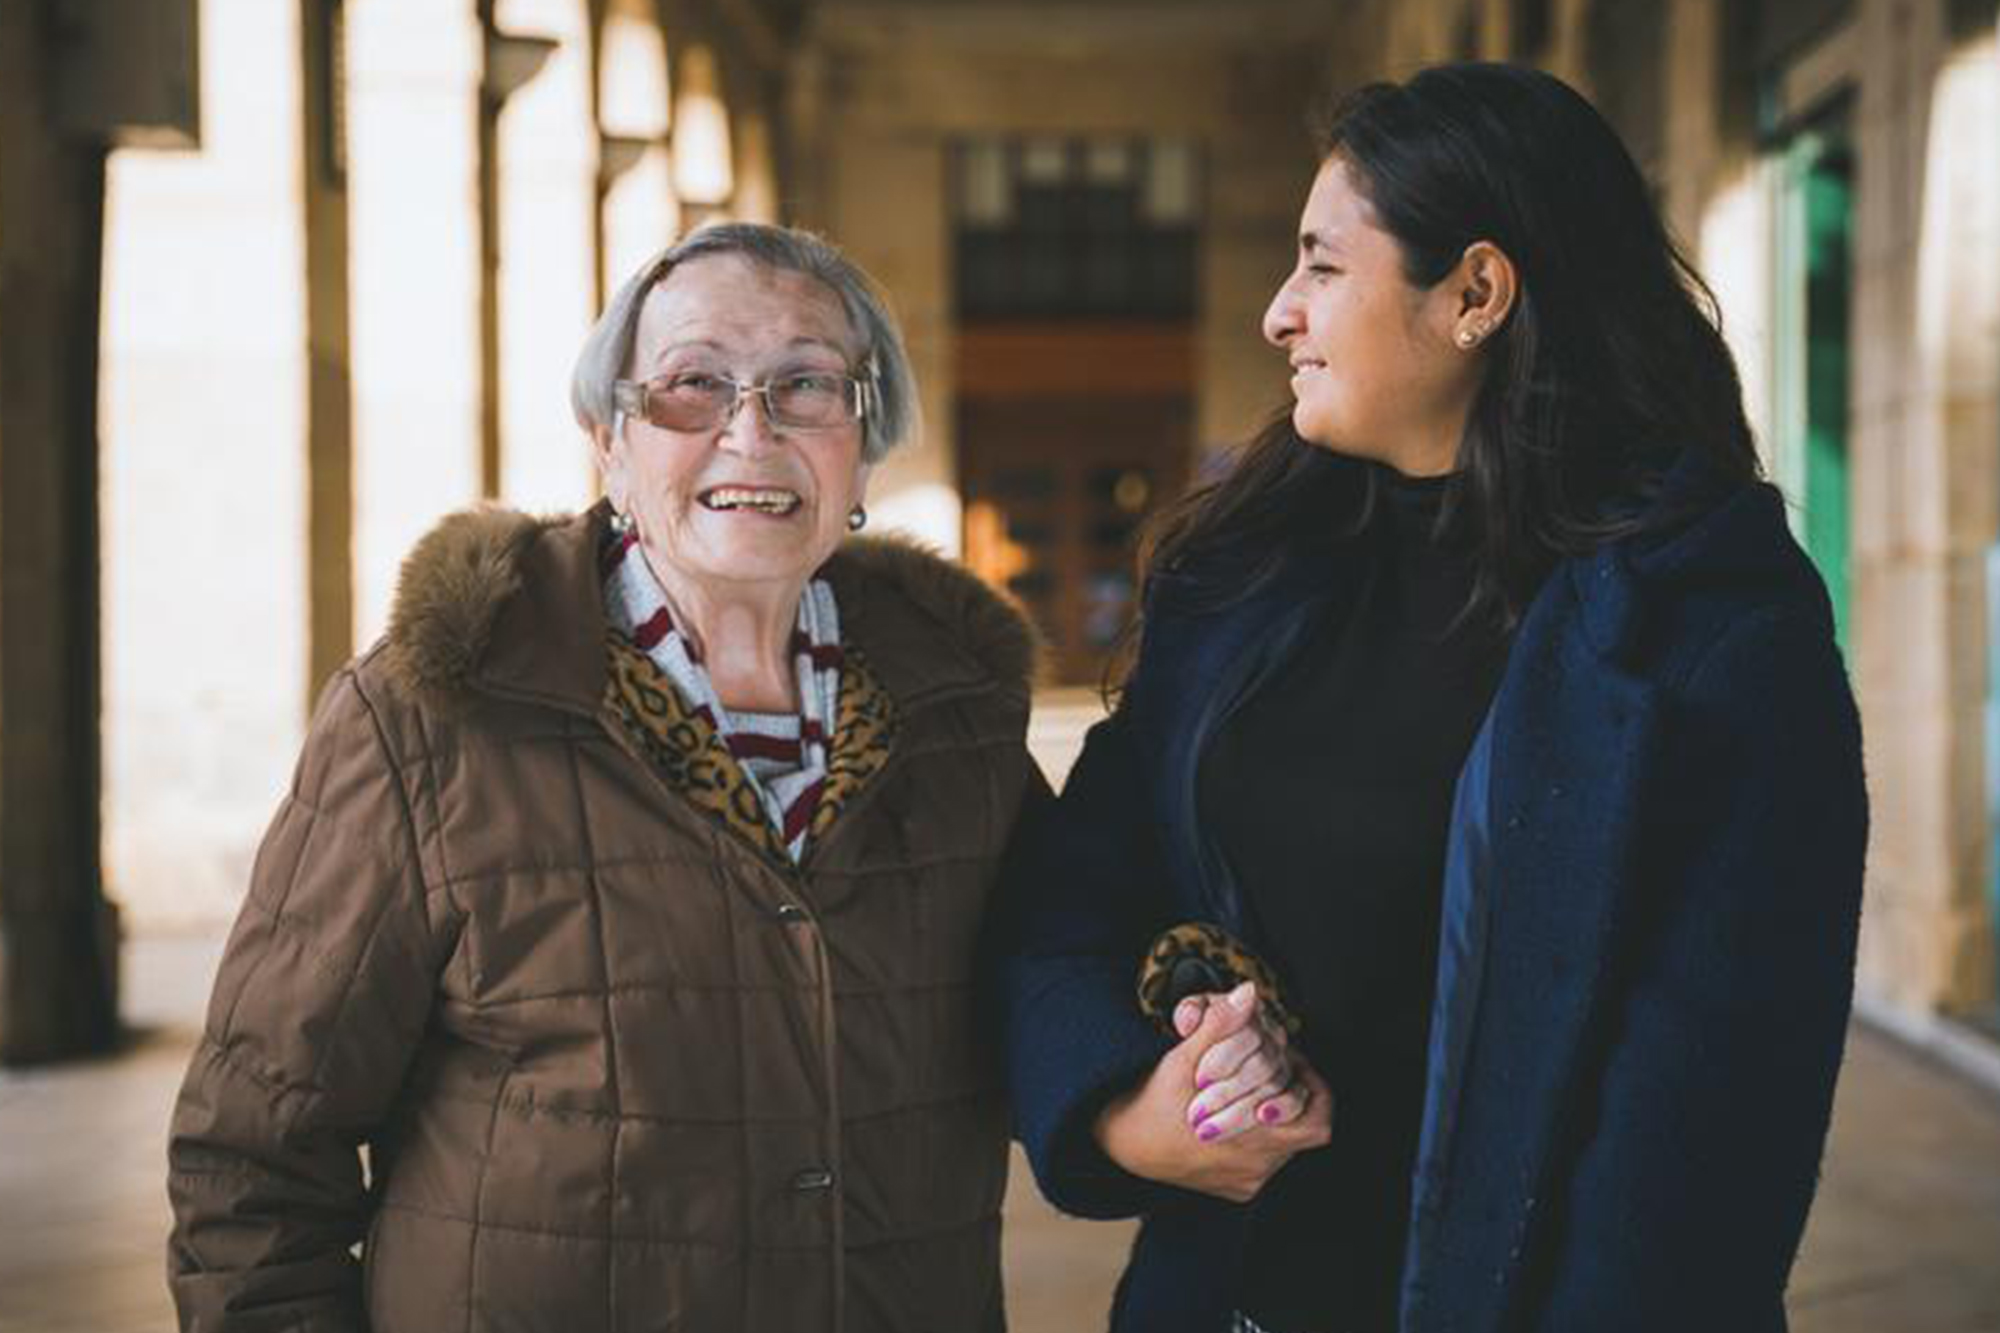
[998,472,1867,1332]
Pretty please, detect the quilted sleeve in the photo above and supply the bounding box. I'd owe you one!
[166,669,451,1333]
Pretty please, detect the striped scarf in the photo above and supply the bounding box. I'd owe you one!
[603,533,840,862]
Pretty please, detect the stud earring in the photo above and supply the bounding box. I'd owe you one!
[847,505,868,533]
[1456,328,1478,348]
[609,508,634,536]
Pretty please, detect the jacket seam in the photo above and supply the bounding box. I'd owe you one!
[295,672,439,1120]
[562,734,625,1332]
[407,1084,999,1126]
[462,977,978,1008]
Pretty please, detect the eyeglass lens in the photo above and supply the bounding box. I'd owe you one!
[645,374,855,431]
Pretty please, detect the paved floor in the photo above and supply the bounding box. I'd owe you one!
[2,931,1998,1333]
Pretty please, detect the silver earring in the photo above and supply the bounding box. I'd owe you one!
[609,508,633,536]
[847,505,867,532]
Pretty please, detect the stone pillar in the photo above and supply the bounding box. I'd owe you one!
[1849,0,2000,1017]
[1661,0,1723,249]
[0,1,121,1062]
[305,0,357,700]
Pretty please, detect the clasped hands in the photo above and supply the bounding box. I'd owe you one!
[1093,981,1334,1203]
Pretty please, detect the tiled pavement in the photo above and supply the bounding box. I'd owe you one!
[2,695,1996,1331]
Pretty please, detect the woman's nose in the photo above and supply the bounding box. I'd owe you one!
[1263,279,1302,348]
[716,395,781,455]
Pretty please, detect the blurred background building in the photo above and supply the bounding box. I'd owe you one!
[5,1,1999,1327]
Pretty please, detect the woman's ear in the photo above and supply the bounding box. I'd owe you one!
[1444,240,1518,349]
[592,421,631,512]
[1459,242,1518,324]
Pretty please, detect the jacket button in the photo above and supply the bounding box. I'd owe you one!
[790,1167,836,1192]
[775,903,810,924]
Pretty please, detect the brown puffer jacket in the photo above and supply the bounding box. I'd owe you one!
[167,504,1041,1333]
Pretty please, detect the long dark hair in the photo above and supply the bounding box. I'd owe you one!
[1138,62,1759,648]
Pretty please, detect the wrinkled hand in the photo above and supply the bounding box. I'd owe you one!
[1094,982,1333,1203]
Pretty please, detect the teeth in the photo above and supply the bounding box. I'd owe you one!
[702,487,801,514]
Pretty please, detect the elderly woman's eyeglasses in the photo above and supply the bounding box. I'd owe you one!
[614,359,879,434]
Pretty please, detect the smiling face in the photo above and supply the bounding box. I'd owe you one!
[1263,156,1478,477]
[595,253,871,595]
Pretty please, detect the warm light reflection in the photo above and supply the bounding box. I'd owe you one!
[964,499,1031,587]
[1698,160,1775,473]
[673,45,735,206]
[605,148,680,296]
[599,8,670,140]
[733,112,778,223]
[600,6,678,296]
[346,0,484,648]
[496,0,598,514]
[868,481,963,556]
[1916,33,2000,409]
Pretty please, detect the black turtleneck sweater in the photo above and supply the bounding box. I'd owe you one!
[1197,469,1513,1333]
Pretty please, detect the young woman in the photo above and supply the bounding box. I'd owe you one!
[999,64,1867,1333]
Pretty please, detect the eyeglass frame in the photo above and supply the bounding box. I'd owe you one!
[611,355,882,434]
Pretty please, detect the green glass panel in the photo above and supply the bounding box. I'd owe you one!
[1801,139,1852,651]
[1776,127,1853,654]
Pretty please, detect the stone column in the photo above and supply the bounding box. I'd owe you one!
[0,1,121,1063]
[1849,0,2000,1017]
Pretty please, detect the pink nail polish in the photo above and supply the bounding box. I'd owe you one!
[1191,1103,1210,1126]
[1196,1076,1211,1091]
[1259,1104,1279,1123]
[1197,1123,1220,1142]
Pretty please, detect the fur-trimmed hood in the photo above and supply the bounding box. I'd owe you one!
[380,502,1039,715]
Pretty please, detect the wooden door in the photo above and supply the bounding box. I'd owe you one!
[959,394,1190,686]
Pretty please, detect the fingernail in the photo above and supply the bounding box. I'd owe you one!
[1227,982,1256,1011]
[1259,1104,1279,1123]
[1191,1103,1211,1126]
[1197,1123,1220,1142]
[1195,1075,1212,1092]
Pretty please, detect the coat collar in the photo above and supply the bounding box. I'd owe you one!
[381,500,1039,717]
[1569,461,1806,669]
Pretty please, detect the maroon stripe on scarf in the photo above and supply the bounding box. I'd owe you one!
[726,732,804,762]
[633,605,675,651]
[790,630,844,671]
[781,777,826,844]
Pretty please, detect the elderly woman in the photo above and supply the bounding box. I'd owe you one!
[167,223,1038,1333]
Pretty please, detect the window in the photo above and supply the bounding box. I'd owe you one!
[951,136,1200,320]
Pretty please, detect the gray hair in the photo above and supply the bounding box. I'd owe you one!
[570,222,919,462]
